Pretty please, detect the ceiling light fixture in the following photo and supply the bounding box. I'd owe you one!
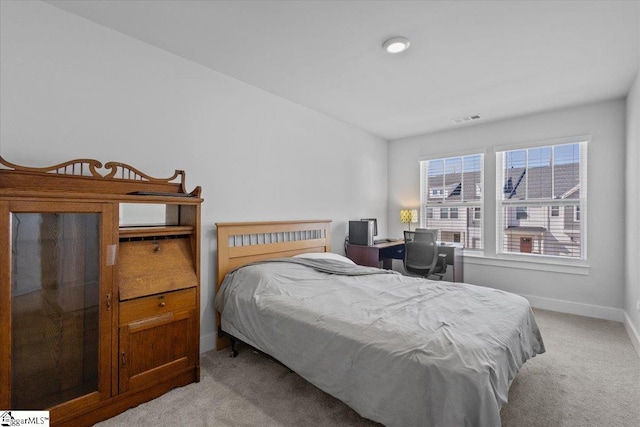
[383,37,410,54]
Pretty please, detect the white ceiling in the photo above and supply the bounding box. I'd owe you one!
[47,0,640,140]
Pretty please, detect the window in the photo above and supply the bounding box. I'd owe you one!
[421,153,484,249]
[516,207,528,220]
[496,141,586,260]
[473,207,481,220]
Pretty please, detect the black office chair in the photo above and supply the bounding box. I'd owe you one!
[403,229,447,280]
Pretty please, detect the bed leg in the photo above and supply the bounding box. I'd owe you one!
[229,336,238,358]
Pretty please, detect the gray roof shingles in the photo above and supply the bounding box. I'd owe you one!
[426,163,579,203]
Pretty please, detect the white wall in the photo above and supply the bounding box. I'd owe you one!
[389,100,627,320]
[625,70,640,352]
[0,0,388,352]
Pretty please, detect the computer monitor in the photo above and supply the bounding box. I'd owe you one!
[349,220,375,245]
[360,218,378,237]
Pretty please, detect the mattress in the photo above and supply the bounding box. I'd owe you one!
[215,258,545,427]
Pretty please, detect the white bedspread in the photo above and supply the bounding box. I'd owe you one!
[215,259,545,427]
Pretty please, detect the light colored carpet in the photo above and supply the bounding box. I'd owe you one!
[96,309,640,426]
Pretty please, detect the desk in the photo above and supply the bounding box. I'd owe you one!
[345,241,464,282]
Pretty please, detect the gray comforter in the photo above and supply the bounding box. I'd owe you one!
[215,258,545,427]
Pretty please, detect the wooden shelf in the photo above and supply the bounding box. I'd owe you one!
[119,225,194,239]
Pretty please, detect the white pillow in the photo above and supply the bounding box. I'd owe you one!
[293,252,356,265]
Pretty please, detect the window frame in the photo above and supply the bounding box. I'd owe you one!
[495,137,588,262]
[420,151,484,250]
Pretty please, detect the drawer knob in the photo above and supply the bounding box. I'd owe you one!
[159,302,166,307]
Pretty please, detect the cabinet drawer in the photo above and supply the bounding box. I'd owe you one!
[119,288,196,325]
[119,237,197,301]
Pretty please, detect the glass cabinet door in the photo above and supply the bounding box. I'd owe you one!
[2,201,113,411]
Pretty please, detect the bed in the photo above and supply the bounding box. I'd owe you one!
[214,220,545,427]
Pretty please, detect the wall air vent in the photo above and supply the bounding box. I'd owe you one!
[452,114,482,124]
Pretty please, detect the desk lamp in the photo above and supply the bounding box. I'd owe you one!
[400,209,418,231]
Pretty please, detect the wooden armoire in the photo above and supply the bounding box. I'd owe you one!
[0,157,202,426]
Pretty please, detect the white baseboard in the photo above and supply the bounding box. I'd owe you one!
[520,293,624,322]
[623,312,640,358]
[522,294,640,357]
[200,332,217,354]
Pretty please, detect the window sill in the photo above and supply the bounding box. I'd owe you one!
[463,251,589,275]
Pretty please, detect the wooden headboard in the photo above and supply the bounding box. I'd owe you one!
[215,219,331,349]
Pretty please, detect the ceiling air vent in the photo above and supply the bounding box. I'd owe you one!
[452,114,482,124]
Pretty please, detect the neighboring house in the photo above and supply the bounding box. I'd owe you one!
[426,207,483,248]
[502,163,581,257]
[425,170,482,248]
[426,163,581,256]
